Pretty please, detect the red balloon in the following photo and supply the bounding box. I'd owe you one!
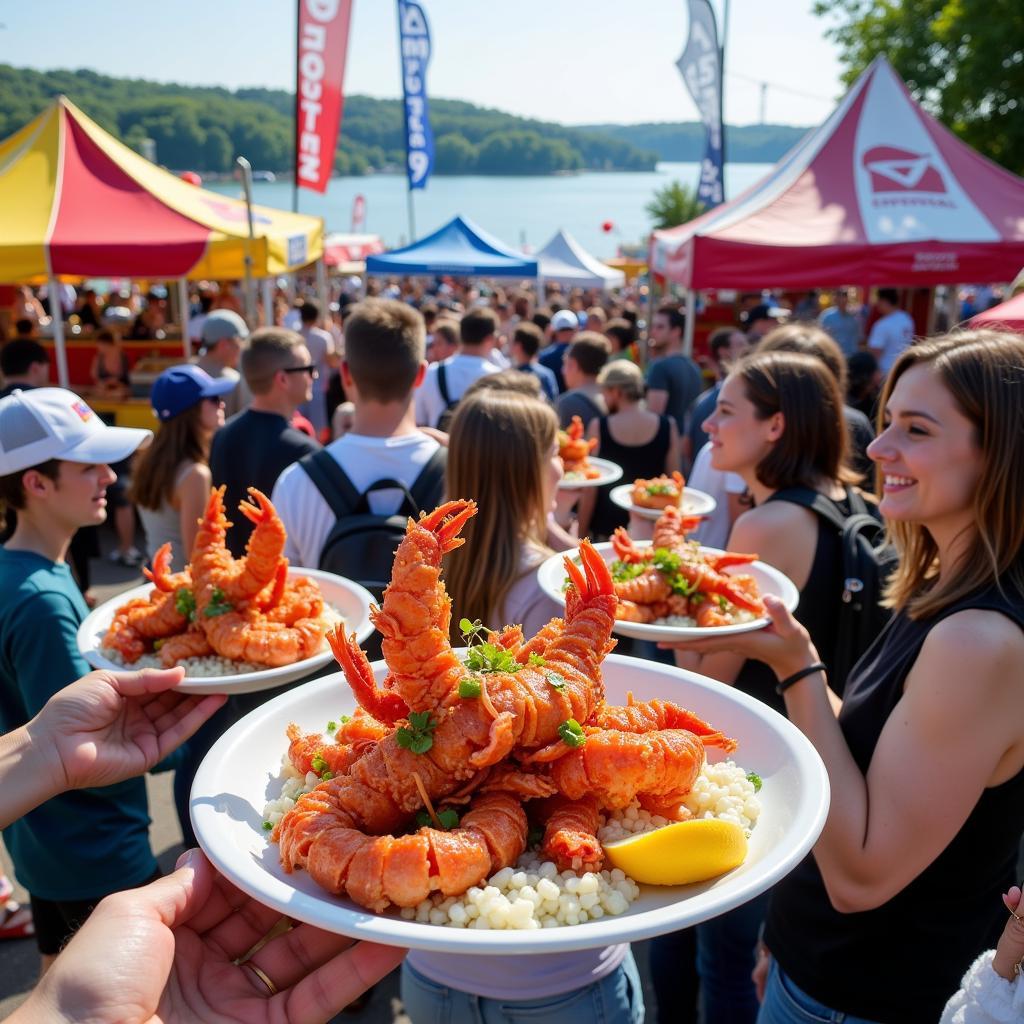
[602,220,614,233]
[180,170,202,186]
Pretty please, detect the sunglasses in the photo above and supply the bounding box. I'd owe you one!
[282,364,319,379]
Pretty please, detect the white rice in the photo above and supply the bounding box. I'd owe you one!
[261,751,761,927]
[655,608,758,628]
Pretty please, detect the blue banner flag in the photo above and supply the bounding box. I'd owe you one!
[397,0,434,190]
[677,0,724,207]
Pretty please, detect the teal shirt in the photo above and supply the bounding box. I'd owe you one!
[0,547,157,901]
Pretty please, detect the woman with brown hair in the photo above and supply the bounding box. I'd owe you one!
[131,365,235,571]
[654,349,876,1024]
[667,331,1024,1023]
[402,386,646,1023]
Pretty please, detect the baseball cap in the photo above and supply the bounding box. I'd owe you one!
[0,388,152,476]
[740,303,790,326]
[151,365,237,422]
[201,309,249,347]
[550,309,579,332]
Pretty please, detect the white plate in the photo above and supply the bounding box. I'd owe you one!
[609,483,718,521]
[537,542,799,641]
[557,456,623,490]
[77,567,375,695]
[191,654,828,953]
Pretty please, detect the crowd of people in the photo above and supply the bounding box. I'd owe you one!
[0,276,1022,1024]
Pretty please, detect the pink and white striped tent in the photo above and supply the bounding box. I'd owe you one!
[650,57,1024,289]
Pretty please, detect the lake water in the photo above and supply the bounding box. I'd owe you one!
[205,162,772,262]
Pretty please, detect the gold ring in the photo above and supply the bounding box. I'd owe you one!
[241,960,279,996]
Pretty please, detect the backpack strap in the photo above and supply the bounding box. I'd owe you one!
[437,362,452,406]
[408,447,447,513]
[299,449,361,518]
[765,485,850,533]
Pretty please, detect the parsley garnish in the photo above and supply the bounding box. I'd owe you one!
[528,652,547,667]
[311,752,329,776]
[416,807,460,830]
[326,720,337,732]
[459,677,482,699]
[396,711,437,754]
[610,559,646,583]
[717,595,729,610]
[545,671,567,691]
[558,718,586,749]
[203,587,233,618]
[645,482,674,496]
[174,588,196,622]
[321,770,334,781]
[262,821,273,831]
[339,714,351,724]
[746,771,763,793]
[459,617,520,673]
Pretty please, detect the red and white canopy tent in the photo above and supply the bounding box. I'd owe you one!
[650,56,1024,347]
[970,291,1024,332]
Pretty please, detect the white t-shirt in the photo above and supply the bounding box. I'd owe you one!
[497,542,563,638]
[270,431,441,568]
[868,309,914,374]
[687,442,747,550]
[414,352,502,428]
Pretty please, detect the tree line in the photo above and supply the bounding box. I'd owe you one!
[0,65,659,176]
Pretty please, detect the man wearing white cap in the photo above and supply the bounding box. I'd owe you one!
[0,388,158,969]
[537,308,579,393]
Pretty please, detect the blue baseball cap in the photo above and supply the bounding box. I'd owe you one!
[151,365,236,422]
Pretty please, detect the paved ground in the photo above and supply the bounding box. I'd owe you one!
[0,527,662,1021]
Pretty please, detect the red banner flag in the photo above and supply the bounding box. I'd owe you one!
[295,0,354,194]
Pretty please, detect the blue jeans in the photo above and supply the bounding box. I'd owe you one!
[400,952,645,1024]
[696,889,769,1024]
[756,961,883,1024]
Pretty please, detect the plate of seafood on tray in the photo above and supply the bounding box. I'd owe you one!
[191,499,828,954]
[537,505,799,641]
[557,415,623,489]
[609,471,718,521]
[77,486,375,695]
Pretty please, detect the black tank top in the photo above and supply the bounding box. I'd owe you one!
[732,491,854,716]
[590,415,672,539]
[764,584,1024,1023]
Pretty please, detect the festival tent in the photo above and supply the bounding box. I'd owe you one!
[535,229,625,290]
[365,216,538,277]
[0,96,324,284]
[323,233,385,272]
[970,291,1024,332]
[650,56,1024,291]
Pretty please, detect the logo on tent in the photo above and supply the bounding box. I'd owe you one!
[862,147,946,194]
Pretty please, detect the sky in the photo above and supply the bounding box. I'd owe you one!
[0,0,845,127]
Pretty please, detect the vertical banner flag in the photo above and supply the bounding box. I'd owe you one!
[397,0,434,190]
[296,0,354,194]
[351,193,366,232]
[677,0,724,207]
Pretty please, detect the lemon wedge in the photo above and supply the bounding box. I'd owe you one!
[603,819,748,885]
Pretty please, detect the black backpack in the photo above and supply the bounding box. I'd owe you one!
[298,447,447,602]
[435,362,460,431]
[768,486,897,686]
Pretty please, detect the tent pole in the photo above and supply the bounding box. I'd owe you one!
[236,155,258,327]
[262,277,275,326]
[316,257,329,326]
[945,283,960,331]
[49,276,69,388]
[536,273,545,313]
[406,189,416,243]
[684,289,696,357]
[177,278,191,359]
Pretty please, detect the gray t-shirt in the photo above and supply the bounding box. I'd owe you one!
[646,353,703,434]
[556,386,606,429]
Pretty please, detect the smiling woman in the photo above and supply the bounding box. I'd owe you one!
[665,329,1024,1024]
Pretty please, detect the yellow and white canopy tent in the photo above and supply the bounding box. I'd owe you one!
[0,96,324,384]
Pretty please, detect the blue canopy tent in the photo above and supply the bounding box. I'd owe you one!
[365,215,539,278]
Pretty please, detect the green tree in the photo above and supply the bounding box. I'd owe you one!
[645,180,705,229]
[814,0,1024,173]
[434,132,478,174]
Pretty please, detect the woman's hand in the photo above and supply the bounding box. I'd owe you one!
[16,849,406,1024]
[992,885,1024,982]
[658,594,821,680]
[32,667,226,794]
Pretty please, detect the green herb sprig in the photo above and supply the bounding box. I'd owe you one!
[746,771,763,793]
[175,588,196,622]
[459,618,520,674]
[203,587,234,618]
[396,711,437,754]
[557,718,587,749]
[545,671,567,691]
[416,807,460,830]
